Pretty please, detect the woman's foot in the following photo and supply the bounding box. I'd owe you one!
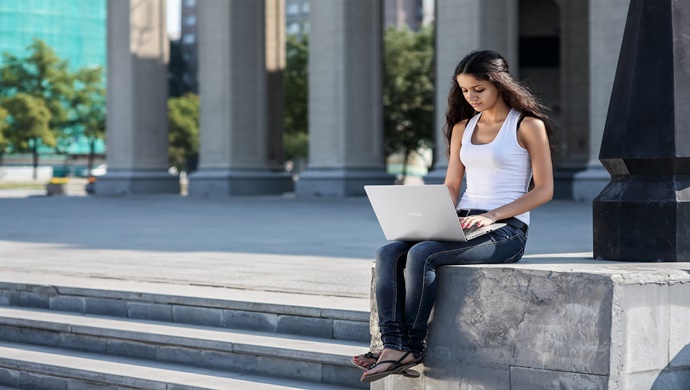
[351,351,379,369]
[361,348,419,379]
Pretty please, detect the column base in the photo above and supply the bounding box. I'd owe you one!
[553,166,586,200]
[94,169,180,195]
[295,168,394,197]
[593,176,690,262]
[422,164,447,185]
[187,168,294,196]
[572,165,611,202]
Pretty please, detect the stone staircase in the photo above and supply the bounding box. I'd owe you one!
[0,273,371,389]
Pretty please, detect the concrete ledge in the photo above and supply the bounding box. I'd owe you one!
[369,258,690,389]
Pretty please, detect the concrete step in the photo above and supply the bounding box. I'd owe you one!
[0,307,368,389]
[0,272,371,343]
[0,341,357,389]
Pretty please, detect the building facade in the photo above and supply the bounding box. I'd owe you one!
[0,0,107,171]
[99,0,630,201]
[180,0,199,93]
[285,0,310,36]
[384,0,435,30]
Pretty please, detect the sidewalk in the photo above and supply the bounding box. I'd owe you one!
[0,193,594,299]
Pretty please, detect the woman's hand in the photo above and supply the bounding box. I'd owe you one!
[460,213,496,229]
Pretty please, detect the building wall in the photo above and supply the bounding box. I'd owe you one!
[180,0,199,93]
[286,0,310,35]
[0,0,106,71]
[0,0,107,161]
[384,0,421,30]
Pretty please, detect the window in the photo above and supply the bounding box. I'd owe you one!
[185,15,196,26]
[287,22,300,35]
[184,0,196,7]
[302,2,310,13]
[287,3,300,15]
[183,33,196,44]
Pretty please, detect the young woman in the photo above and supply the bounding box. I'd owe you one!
[354,50,555,383]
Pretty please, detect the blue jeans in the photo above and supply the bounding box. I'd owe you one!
[374,221,527,357]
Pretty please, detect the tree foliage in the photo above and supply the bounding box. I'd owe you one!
[0,39,73,138]
[1,93,53,178]
[70,66,106,170]
[168,93,199,172]
[383,24,435,178]
[284,33,309,161]
[0,38,107,176]
[0,106,8,152]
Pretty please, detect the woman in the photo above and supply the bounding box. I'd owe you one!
[354,50,555,383]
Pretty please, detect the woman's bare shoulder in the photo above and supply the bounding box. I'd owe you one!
[452,119,470,136]
[518,116,546,132]
[517,116,548,147]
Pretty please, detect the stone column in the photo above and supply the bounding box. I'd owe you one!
[594,0,690,262]
[425,0,518,184]
[553,0,590,200]
[571,0,629,202]
[188,0,293,196]
[295,0,393,197]
[265,0,286,171]
[96,0,179,195]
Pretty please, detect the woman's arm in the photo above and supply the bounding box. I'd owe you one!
[444,120,468,207]
[461,117,553,228]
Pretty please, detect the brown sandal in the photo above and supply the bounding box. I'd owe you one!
[360,351,422,383]
[352,351,420,378]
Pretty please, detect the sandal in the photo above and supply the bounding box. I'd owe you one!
[352,351,421,378]
[360,351,421,383]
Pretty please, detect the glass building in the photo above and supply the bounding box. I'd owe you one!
[0,0,107,160]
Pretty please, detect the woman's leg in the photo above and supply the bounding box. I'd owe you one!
[374,240,415,352]
[403,226,527,356]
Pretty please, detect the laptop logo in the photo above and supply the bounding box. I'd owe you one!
[408,212,423,217]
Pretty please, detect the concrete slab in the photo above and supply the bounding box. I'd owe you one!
[0,307,366,364]
[0,341,354,389]
[0,196,593,300]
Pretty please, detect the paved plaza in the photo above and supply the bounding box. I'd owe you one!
[0,191,593,300]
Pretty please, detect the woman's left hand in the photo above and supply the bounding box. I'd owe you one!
[460,213,495,229]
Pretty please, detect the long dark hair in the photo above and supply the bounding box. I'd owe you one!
[444,50,557,158]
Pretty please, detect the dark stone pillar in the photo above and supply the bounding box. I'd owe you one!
[593,0,690,261]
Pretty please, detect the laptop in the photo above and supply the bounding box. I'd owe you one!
[364,184,506,242]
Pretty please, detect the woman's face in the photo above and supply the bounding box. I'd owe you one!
[456,73,501,112]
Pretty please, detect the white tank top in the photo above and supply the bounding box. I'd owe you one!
[457,108,532,225]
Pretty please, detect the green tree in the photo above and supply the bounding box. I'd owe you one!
[383,24,435,179]
[1,93,53,179]
[284,33,309,161]
[69,66,106,173]
[0,39,74,142]
[0,106,8,165]
[168,93,199,172]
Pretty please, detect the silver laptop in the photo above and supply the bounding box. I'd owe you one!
[364,184,506,242]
